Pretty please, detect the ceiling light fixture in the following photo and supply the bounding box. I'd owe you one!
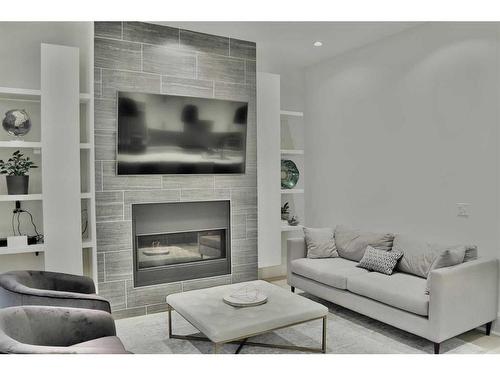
[313,41,323,47]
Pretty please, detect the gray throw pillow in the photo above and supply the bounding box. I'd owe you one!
[357,246,403,275]
[394,234,469,278]
[464,245,478,262]
[303,227,338,259]
[426,246,467,294]
[334,225,394,262]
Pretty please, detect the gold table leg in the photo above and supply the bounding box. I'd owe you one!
[168,306,327,354]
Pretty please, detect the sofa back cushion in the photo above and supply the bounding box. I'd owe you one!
[303,227,338,259]
[464,245,478,262]
[334,225,394,262]
[393,234,469,278]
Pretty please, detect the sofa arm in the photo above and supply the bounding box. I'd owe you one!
[287,238,306,280]
[428,258,499,343]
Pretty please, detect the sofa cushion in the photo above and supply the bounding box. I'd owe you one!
[464,245,478,262]
[291,257,369,290]
[357,246,403,275]
[303,227,338,259]
[393,234,468,278]
[347,272,429,316]
[334,225,394,262]
[72,336,128,354]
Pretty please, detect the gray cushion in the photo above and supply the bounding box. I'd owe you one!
[347,272,429,316]
[0,306,128,354]
[72,336,128,353]
[303,227,338,258]
[393,235,468,278]
[357,246,403,275]
[334,225,394,262]
[464,245,478,262]
[291,257,369,289]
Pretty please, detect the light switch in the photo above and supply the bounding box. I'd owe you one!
[457,203,470,217]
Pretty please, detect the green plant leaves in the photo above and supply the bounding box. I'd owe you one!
[0,150,37,176]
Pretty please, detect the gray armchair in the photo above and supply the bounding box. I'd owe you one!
[0,306,129,354]
[0,270,111,313]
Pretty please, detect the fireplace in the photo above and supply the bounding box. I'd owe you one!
[132,200,231,287]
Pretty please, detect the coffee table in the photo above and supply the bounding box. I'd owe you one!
[166,280,328,354]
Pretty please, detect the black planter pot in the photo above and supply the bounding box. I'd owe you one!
[6,175,29,195]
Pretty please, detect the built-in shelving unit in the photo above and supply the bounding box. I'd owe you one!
[0,39,96,283]
[257,73,306,277]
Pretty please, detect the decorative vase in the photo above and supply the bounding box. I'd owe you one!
[6,176,29,195]
[2,109,32,137]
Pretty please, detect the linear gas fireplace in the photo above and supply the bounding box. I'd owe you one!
[132,200,231,287]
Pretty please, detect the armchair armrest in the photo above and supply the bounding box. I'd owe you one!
[428,258,499,343]
[0,306,117,353]
[287,238,306,280]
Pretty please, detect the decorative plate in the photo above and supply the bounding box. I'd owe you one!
[223,286,268,307]
[281,159,300,189]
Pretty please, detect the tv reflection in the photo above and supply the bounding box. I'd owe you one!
[117,92,248,175]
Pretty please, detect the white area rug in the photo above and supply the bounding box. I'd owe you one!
[115,291,488,354]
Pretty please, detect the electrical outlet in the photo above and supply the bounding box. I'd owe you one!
[457,203,470,217]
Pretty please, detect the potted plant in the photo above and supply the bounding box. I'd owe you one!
[281,202,290,221]
[0,150,37,195]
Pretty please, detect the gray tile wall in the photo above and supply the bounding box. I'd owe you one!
[94,22,257,319]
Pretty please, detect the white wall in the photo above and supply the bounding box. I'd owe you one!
[305,22,500,263]
[0,22,92,91]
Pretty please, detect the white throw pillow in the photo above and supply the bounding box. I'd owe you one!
[303,227,338,259]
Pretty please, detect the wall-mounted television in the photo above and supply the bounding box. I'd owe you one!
[117,92,248,175]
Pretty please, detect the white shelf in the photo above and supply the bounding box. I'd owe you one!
[281,224,304,232]
[0,194,43,202]
[280,110,304,117]
[79,143,92,149]
[0,244,46,255]
[0,87,41,101]
[281,189,304,194]
[82,240,95,248]
[281,149,304,155]
[0,88,90,103]
[81,192,92,199]
[79,93,91,103]
[0,141,42,149]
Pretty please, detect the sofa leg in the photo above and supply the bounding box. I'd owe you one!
[486,322,492,336]
[290,286,295,293]
[433,343,440,354]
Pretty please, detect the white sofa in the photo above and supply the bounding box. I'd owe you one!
[287,237,499,354]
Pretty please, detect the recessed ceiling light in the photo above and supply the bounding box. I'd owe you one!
[313,41,323,47]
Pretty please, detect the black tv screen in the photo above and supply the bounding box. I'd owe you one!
[117,92,248,175]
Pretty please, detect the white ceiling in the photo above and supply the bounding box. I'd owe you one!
[159,22,421,74]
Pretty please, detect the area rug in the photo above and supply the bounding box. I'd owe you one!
[115,291,487,354]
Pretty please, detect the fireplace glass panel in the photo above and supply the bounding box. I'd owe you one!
[136,229,226,270]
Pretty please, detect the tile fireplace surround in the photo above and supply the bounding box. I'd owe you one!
[94,21,257,319]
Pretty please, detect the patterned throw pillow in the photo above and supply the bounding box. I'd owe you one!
[357,246,403,275]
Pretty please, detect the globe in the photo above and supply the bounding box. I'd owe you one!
[2,109,32,137]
